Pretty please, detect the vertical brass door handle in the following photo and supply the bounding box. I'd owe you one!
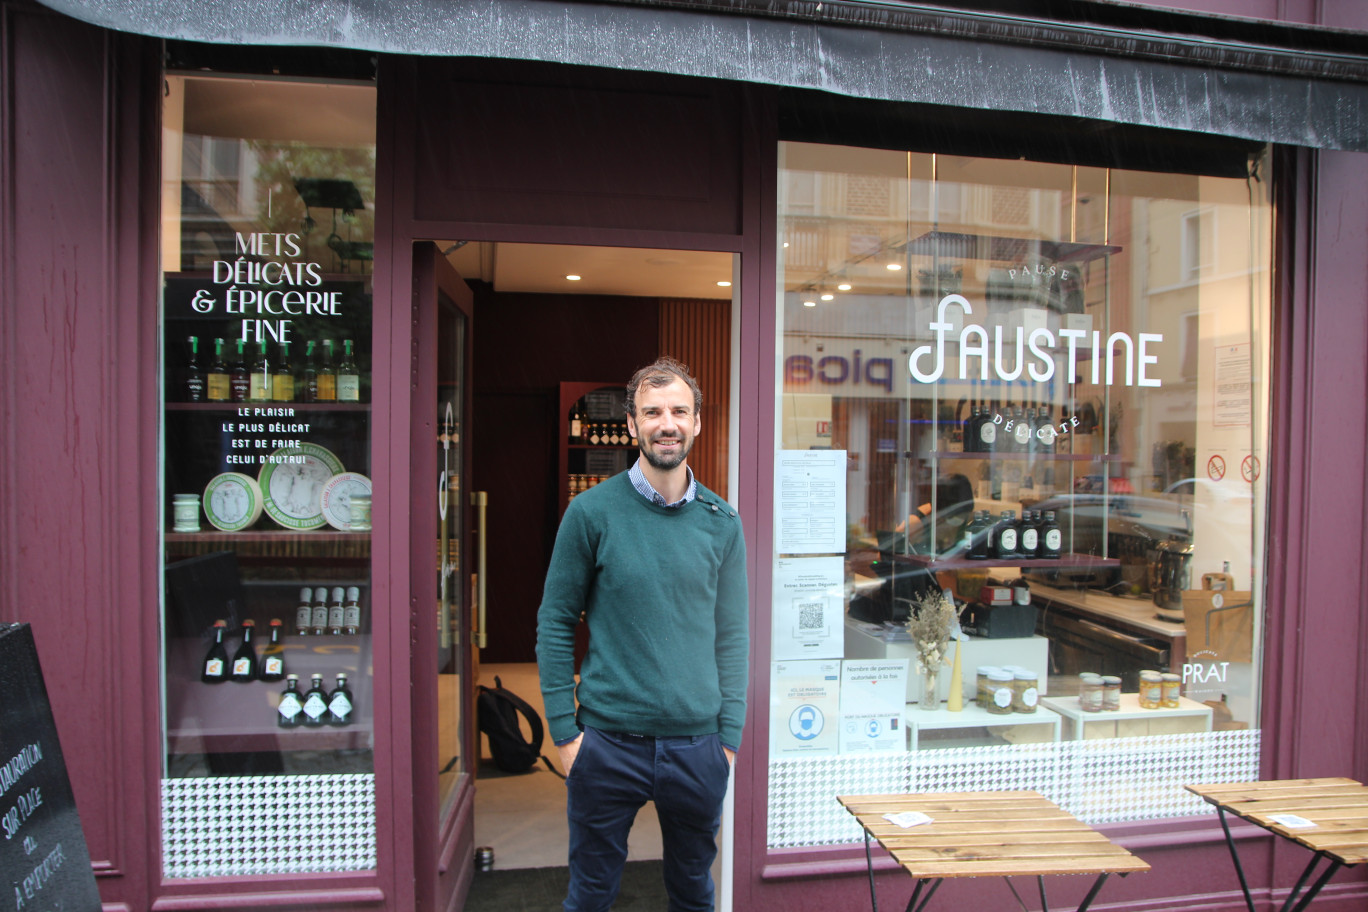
[471,491,488,648]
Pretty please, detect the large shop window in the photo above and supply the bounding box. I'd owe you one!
[159,76,377,877]
[770,142,1270,848]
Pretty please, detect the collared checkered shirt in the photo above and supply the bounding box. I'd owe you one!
[628,458,696,508]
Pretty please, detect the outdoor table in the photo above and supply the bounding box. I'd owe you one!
[839,790,1149,912]
[1185,777,1368,912]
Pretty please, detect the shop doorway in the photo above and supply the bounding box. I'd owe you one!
[427,239,737,872]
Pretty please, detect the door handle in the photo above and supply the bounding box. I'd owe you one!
[471,491,488,648]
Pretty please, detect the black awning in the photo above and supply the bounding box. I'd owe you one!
[37,0,1368,151]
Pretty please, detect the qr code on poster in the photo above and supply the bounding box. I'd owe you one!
[796,599,826,632]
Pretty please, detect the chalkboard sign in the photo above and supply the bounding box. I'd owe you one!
[0,624,101,912]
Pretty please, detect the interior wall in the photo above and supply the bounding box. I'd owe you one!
[470,287,659,663]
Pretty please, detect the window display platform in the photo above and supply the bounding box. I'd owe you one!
[903,702,1061,750]
[1040,693,1213,740]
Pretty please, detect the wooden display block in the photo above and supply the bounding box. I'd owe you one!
[1040,692,1212,741]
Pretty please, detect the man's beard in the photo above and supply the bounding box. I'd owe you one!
[640,433,693,471]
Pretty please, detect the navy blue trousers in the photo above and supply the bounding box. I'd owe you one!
[563,726,732,912]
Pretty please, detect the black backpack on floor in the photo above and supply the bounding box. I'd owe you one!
[476,676,562,776]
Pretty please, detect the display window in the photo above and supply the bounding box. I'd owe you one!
[770,142,1271,847]
[158,75,378,877]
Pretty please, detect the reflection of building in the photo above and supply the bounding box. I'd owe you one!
[6,1,1368,911]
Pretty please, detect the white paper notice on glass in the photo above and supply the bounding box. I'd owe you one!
[838,659,909,755]
[770,659,841,757]
[776,450,847,554]
[772,556,845,660]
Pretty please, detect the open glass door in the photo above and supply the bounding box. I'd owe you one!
[412,242,478,911]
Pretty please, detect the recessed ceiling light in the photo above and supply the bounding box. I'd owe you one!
[838,283,852,291]
[820,293,834,301]
[886,263,902,271]
[565,274,582,281]
[717,281,732,287]
[802,300,817,307]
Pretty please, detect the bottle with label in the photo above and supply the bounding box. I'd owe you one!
[978,403,997,453]
[316,339,338,402]
[1012,405,1031,452]
[968,511,990,559]
[311,586,330,636]
[302,674,329,727]
[301,339,319,403]
[248,339,271,402]
[327,674,354,726]
[231,618,258,682]
[271,341,295,402]
[201,620,229,684]
[1020,510,1040,559]
[995,510,1019,559]
[260,619,285,682]
[277,674,304,728]
[295,586,314,636]
[569,405,583,444]
[337,339,361,402]
[1034,404,1055,451]
[185,336,205,402]
[1040,510,1062,560]
[229,338,250,403]
[206,337,230,402]
[343,586,362,635]
[327,587,346,635]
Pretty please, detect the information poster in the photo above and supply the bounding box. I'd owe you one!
[775,450,847,554]
[0,625,101,912]
[838,660,908,755]
[771,557,844,660]
[769,660,841,757]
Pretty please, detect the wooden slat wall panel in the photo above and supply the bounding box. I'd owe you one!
[659,298,732,500]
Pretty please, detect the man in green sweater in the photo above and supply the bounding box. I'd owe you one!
[537,357,749,912]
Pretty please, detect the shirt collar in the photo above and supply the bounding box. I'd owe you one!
[629,459,696,508]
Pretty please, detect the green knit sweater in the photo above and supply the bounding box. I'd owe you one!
[536,471,749,749]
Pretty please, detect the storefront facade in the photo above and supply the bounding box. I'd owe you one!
[3,1,1368,910]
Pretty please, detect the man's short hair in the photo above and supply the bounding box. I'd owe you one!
[625,357,703,417]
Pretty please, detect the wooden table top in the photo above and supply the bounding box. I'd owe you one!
[839,791,1150,880]
[1185,778,1368,865]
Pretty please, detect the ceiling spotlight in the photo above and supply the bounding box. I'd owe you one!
[886,263,902,271]
[838,283,852,291]
[565,274,582,281]
[820,293,834,301]
[802,300,817,308]
[717,281,732,287]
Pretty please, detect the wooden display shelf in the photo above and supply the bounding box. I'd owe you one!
[890,552,1119,571]
[166,635,373,755]
[1040,693,1212,740]
[166,530,370,560]
[902,701,1061,750]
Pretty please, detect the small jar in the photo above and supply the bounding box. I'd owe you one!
[986,671,1014,715]
[1161,673,1182,708]
[1078,673,1104,713]
[173,494,201,532]
[1101,676,1122,711]
[1011,669,1039,714]
[976,666,1001,709]
[1138,670,1164,709]
[349,494,372,532]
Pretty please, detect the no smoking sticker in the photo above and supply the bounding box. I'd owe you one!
[1241,454,1261,483]
[1207,455,1226,481]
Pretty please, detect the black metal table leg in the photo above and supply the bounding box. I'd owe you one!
[1285,856,1343,912]
[1038,874,1051,912]
[1074,872,1111,912]
[902,876,942,912]
[1216,807,1258,912]
[864,829,879,912]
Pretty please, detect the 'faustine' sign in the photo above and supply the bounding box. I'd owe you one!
[909,295,1163,388]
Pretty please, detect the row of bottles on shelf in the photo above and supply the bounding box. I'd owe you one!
[278,673,353,728]
[945,399,1102,455]
[568,409,635,447]
[295,586,364,637]
[961,509,1063,560]
[202,616,286,683]
[183,336,361,404]
[568,474,611,500]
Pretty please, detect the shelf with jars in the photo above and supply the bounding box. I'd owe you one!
[559,381,635,515]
